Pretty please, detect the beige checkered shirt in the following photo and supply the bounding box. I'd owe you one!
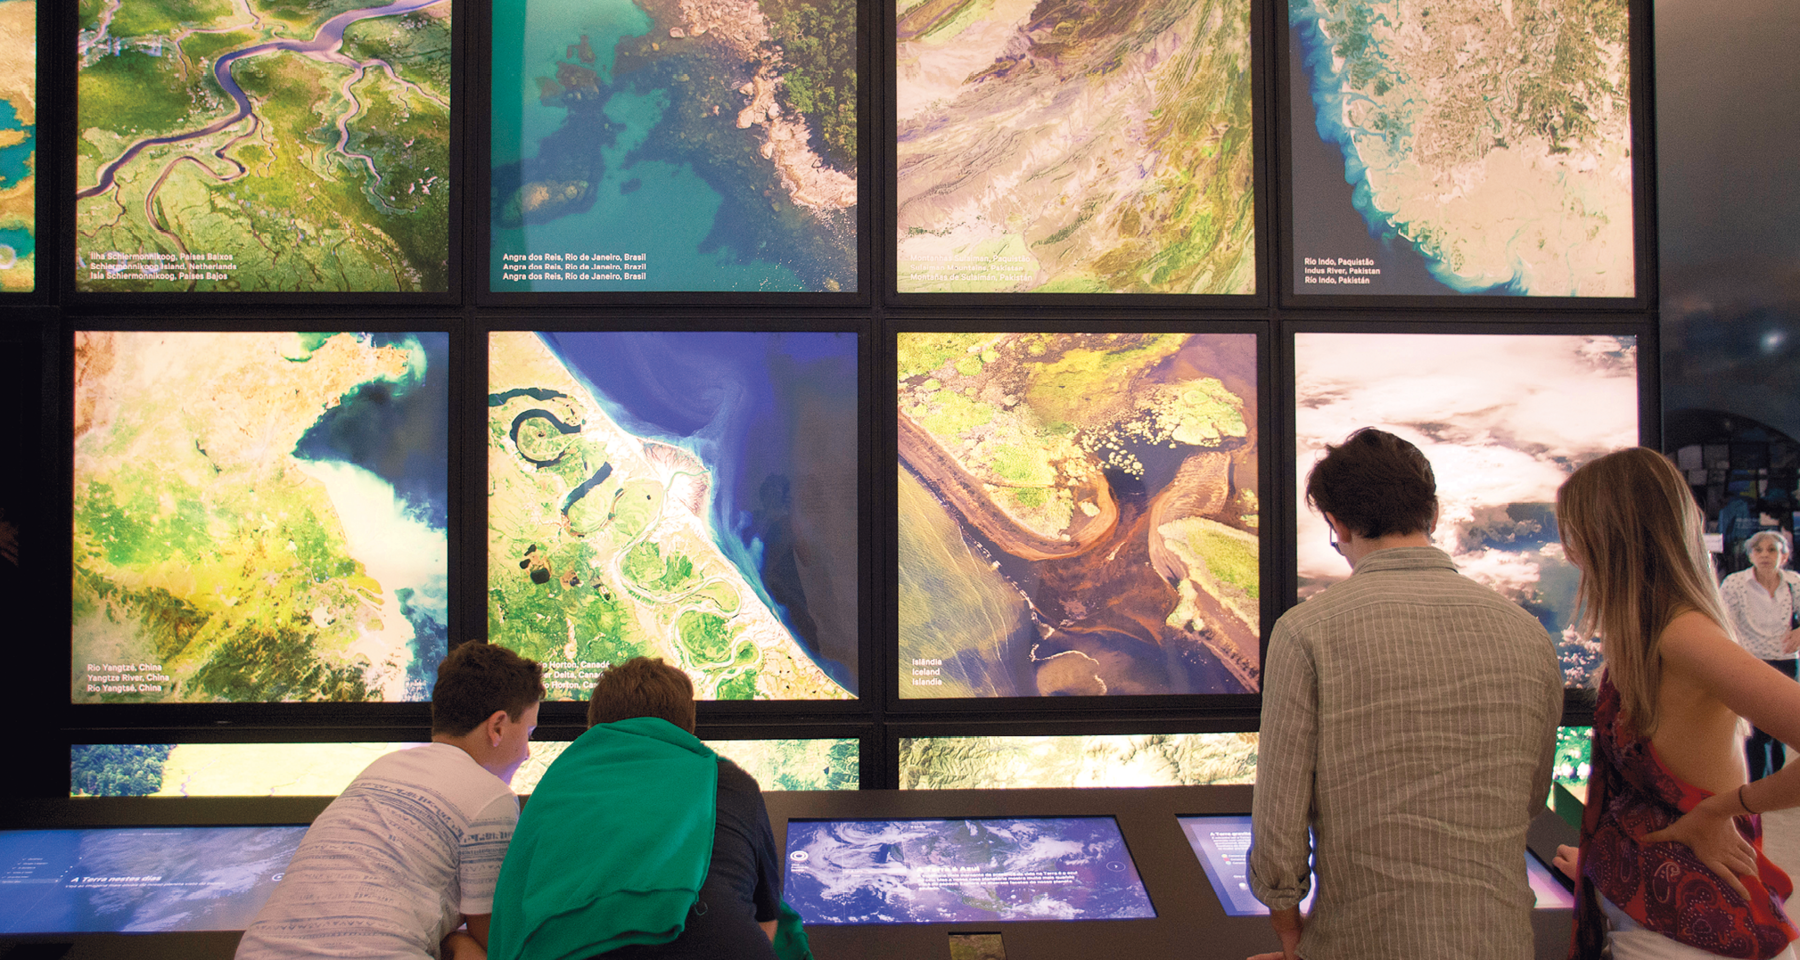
[1250,547,1563,959]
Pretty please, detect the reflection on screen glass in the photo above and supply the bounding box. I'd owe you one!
[894,0,1254,294]
[488,0,856,292]
[1294,333,1639,685]
[71,739,858,797]
[1286,0,1632,296]
[898,734,1256,790]
[72,332,449,705]
[1177,815,1570,915]
[0,826,306,933]
[0,0,33,293]
[784,817,1155,924]
[74,2,451,292]
[898,332,1260,698]
[488,331,857,701]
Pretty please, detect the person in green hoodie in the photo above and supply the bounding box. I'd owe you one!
[489,657,807,960]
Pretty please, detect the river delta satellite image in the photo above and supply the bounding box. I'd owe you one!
[75,0,451,293]
[71,331,449,704]
[1288,0,1634,296]
[898,333,1260,698]
[488,331,857,701]
[0,1,33,291]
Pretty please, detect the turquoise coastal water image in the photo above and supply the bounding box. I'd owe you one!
[489,0,857,293]
[1286,0,1634,297]
[0,0,33,290]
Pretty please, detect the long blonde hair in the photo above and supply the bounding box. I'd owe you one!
[1556,447,1730,736]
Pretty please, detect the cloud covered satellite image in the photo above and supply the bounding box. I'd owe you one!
[1294,333,1638,684]
[785,817,1156,923]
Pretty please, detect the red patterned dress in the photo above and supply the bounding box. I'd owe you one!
[1572,674,1799,959]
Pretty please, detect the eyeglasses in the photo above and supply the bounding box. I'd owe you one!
[1328,526,1342,555]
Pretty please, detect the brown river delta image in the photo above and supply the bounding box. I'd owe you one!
[898,333,1260,698]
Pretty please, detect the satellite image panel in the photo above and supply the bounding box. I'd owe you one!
[1288,0,1634,296]
[75,0,451,292]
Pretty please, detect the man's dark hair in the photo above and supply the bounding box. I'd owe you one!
[587,657,696,733]
[1305,427,1438,540]
[430,642,545,736]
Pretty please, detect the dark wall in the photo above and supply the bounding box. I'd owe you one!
[1657,0,1800,561]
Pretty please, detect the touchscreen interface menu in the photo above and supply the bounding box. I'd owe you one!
[0,825,305,933]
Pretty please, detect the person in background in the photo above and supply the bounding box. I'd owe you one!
[488,657,806,960]
[1553,449,1799,959]
[1719,529,1800,779]
[1248,427,1563,960]
[237,642,545,960]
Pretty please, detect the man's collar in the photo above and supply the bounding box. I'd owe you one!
[1350,544,1457,574]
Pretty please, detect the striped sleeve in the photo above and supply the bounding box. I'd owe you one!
[1249,618,1318,912]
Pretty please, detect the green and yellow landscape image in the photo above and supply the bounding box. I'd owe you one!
[72,331,450,704]
[75,0,451,292]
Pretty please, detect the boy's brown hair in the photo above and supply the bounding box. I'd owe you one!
[587,657,697,733]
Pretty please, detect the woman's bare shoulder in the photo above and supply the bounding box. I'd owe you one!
[1660,608,1734,653]
[1660,608,1800,737]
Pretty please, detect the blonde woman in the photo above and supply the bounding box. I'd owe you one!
[1553,448,1799,959]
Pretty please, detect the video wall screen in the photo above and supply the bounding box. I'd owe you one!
[898,733,1257,790]
[489,0,858,293]
[897,332,1260,697]
[1286,0,1634,297]
[894,0,1254,295]
[70,743,423,798]
[488,331,857,701]
[0,825,306,933]
[0,0,31,292]
[70,738,859,797]
[74,1,452,293]
[783,816,1156,923]
[514,737,859,792]
[72,331,449,704]
[1293,332,1639,685]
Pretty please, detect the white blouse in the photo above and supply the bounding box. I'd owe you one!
[1720,567,1800,660]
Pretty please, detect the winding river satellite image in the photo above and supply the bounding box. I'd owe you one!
[75,0,450,292]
